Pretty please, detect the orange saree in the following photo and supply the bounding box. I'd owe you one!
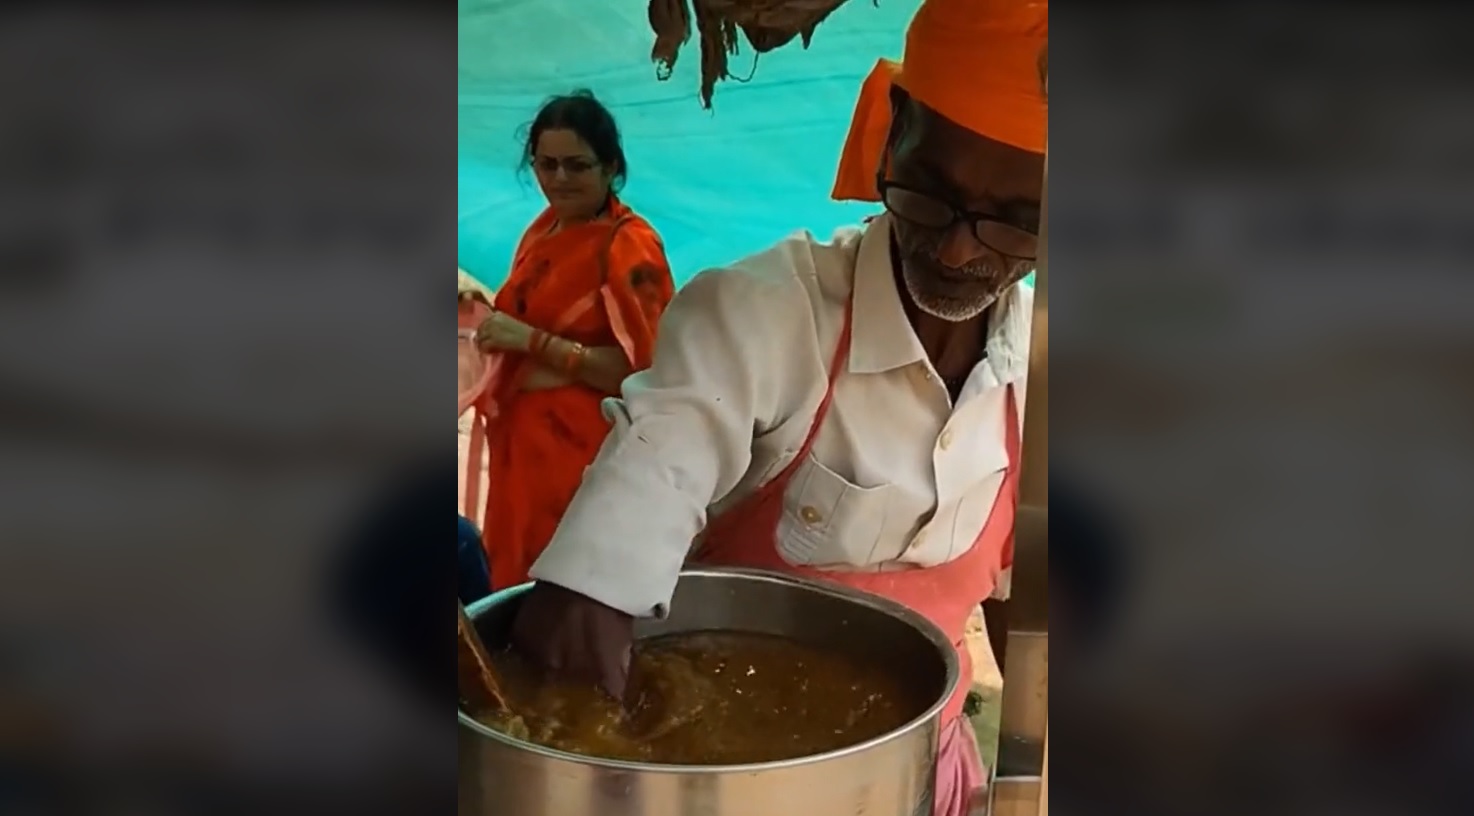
[464,198,673,590]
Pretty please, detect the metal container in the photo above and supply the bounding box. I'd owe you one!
[458,567,958,816]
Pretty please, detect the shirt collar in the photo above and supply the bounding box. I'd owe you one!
[848,213,1033,384]
[849,214,928,374]
[984,282,1033,385]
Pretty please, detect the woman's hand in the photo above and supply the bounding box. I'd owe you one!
[475,310,536,353]
[521,364,575,392]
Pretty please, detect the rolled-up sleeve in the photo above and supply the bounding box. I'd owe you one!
[529,268,809,618]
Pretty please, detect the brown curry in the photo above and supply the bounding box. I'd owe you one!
[469,631,926,765]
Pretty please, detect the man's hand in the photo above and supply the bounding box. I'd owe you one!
[510,582,635,700]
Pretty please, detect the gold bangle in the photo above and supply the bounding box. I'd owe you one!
[562,341,586,374]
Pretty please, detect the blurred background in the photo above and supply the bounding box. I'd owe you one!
[1050,5,1474,814]
[1055,2,1474,656]
[0,8,454,814]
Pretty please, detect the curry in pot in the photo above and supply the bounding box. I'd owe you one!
[469,631,928,765]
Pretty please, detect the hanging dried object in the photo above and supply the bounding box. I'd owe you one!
[649,0,870,108]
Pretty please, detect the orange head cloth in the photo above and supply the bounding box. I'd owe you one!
[831,0,1048,202]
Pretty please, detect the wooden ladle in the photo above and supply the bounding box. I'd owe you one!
[457,600,512,715]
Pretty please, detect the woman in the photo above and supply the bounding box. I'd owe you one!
[460,90,674,591]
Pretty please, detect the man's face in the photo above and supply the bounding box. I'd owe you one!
[884,99,1045,321]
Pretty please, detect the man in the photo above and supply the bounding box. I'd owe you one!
[512,0,1046,811]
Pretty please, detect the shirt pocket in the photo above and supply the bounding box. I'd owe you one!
[776,453,897,568]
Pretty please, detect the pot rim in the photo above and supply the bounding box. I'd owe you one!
[457,566,960,774]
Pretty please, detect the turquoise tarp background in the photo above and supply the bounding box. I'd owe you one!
[457,0,921,290]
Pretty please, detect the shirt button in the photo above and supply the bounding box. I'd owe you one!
[939,429,953,451]
[800,505,823,525]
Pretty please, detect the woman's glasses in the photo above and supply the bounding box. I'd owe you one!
[534,156,599,176]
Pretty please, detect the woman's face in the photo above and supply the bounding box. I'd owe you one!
[533,128,612,222]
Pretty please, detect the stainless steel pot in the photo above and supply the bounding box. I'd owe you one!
[458,567,958,816]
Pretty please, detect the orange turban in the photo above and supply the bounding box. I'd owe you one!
[831,0,1048,202]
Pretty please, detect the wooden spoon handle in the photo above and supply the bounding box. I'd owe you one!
[457,601,511,715]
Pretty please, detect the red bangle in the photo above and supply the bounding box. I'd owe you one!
[529,330,551,356]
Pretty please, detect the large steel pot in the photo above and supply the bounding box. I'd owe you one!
[458,567,958,816]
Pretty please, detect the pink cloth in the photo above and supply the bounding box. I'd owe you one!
[935,716,986,816]
[457,293,501,418]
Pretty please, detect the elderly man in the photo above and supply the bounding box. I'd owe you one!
[512,0,1047,810]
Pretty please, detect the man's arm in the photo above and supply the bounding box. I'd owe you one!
[530,268,812,618]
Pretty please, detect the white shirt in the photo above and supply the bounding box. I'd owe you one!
[531,214,1032,618]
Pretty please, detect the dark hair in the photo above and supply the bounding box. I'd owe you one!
[885,84,921,157]
[522,89,627,192]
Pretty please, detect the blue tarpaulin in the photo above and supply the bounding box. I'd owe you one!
[457,0,920,290]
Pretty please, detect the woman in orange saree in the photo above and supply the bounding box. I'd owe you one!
[462,91,674,591]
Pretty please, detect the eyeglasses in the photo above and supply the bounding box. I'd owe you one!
[877,180,1038,262]
[534,156,599,176]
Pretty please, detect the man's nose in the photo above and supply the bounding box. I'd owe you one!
[935,222,988,268]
